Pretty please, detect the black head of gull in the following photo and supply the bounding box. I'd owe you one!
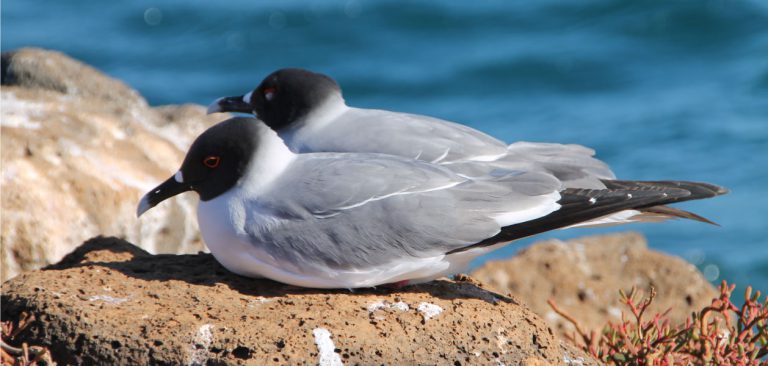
[137,117,265,216]
[207,68,342,132]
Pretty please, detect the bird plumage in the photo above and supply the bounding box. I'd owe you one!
[138,117,727,288]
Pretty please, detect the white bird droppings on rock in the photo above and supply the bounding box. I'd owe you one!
[88,294,129,304]
[312,328,344,366]
[564,353,585,365]
[391,301,409,311]
[187,324,213,366]
[247,296,272,307]
[417,302,443,321]
[367,300,410,313]
[495,327,509,354]
[366,301,386,312]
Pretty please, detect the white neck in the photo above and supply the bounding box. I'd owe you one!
[278,94,348,151]
[240,125,296,195]
[293,93,348,132]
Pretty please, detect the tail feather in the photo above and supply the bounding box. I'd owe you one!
[448,180,727,254]
[637,205,719,226]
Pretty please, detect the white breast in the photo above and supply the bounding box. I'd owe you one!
[197,190,299,280]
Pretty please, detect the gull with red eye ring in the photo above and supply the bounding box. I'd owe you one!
[137,117,727,289]
[207,68,619,189]
[203,155,221,168]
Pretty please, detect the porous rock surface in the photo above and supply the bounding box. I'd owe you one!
[471,232,717,338]
[1,237,597,365]
[1,48,224,281]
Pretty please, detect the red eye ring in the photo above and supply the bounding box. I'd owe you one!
[203,156,221,168]
[263,87,276,101]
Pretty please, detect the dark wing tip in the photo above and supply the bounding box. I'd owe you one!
[601,180,728,201]
[713,184,729,195]
[451,179,727,254]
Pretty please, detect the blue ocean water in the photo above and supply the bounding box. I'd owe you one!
[3,1,767,292]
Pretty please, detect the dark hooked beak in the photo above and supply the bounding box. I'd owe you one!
[206,95,253,114]
[137,173,193,217]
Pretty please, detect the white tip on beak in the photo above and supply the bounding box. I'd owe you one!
[136,194,152,218]
[243,90,253,103]
[206,97,225,115]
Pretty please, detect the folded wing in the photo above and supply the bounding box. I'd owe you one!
[243,154,562,271]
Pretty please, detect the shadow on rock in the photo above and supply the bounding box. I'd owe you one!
[46,236,514,304]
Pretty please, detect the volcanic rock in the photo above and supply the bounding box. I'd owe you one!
[1,236,598,365]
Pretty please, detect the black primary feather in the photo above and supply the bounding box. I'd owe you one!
[449,180,728,254]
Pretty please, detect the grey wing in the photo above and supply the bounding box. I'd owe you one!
[244,155,562,271]
[278,153,466,217]
[447,142,616,189]
[296,108,509,163]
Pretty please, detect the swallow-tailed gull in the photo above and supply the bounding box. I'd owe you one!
[207,68,615,189]
[137,117,727,289]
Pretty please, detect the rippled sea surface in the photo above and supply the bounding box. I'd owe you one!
[4,0,768,292]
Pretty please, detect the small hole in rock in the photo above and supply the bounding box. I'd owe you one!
[232,346,252,359]
[577,290,587,302]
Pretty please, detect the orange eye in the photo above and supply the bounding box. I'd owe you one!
[203,156,221,168]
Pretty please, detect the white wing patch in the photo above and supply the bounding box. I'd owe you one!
[491,191,561,226]
[563,210,642,229]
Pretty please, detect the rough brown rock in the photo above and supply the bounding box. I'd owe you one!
[1,48,225,281]
[1,237,598,365]
[1,48,146,109]
[471,232,717,338]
